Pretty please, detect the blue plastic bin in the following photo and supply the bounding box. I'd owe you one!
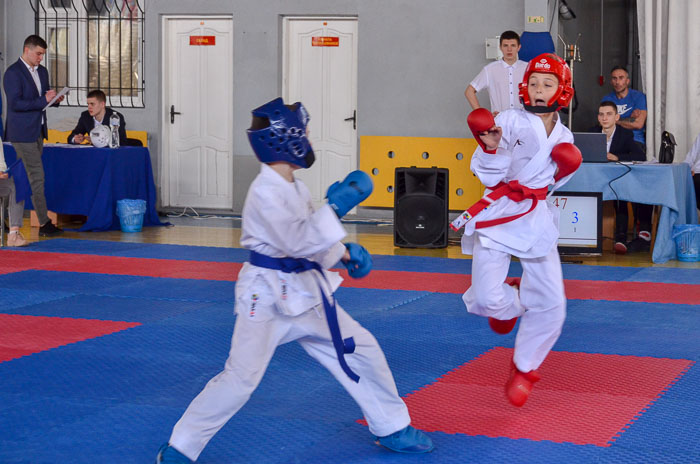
[116,199,147,233]
[672,224,700,262]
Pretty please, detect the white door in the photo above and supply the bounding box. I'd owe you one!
[283,18,358,206]
[163,18,233,209]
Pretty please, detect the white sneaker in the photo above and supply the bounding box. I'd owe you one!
[7,231,28,247]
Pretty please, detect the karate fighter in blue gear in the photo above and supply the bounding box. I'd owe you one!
[157,98,433,463]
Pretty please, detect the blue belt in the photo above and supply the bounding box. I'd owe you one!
[249,250,359,383]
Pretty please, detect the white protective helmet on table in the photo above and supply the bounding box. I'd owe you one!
[90,124,111,148]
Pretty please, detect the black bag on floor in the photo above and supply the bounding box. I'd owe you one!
[658,130,676,164]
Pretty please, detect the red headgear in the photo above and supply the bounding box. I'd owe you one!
[518,53,574,113]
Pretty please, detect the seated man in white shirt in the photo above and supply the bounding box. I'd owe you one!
[67,89,127,146]
[465,30,527,116]
[684,132,700,210]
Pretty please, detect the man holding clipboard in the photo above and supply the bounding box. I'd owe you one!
[3,35,66,236]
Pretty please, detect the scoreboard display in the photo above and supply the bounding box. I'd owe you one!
[547,191,603,255]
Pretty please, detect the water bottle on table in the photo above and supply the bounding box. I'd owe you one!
[109,113,120,148]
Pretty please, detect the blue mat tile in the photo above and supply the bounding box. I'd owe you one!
[0,270,236,303]
[0,288,75,312]
[1,294,218,322]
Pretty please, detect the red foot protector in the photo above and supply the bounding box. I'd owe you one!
[0,314,140,363]
[359,347,693,446]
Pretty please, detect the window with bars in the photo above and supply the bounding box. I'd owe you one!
[31,0,145,108]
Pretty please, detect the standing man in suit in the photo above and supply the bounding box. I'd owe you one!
[3,35,65,236]
[590,101,650,254]
[68,89,127,146]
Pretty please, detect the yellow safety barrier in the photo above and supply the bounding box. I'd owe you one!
[359,135,485,210]
[47,129,148,147]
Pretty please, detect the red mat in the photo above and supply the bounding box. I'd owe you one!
[2,250,698,304]
[0,250,240,281]
[0,314,140,363]
[377,347,693,446]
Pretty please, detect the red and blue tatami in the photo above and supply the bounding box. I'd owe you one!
[1,239,698,463]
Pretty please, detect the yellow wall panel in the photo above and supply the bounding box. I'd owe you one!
[359,135,484,210]
[47,129,148,147]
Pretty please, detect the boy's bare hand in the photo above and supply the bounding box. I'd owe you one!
[479,126,502,152]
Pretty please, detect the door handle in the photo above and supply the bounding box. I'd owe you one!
[344,110,356,130]
[170,105,182,124]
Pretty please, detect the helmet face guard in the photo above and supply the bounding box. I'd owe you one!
[247,97,315,168]
[518,53,574,113]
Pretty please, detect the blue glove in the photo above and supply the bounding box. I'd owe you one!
[343,243,372,278]
[326,170,373,218]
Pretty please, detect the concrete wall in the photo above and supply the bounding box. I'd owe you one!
[2,0,629,214]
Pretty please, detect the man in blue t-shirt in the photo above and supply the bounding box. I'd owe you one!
[601,65,647,153]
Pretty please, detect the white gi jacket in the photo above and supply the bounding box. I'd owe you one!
[462,109,575,258]
[236,164,347,318]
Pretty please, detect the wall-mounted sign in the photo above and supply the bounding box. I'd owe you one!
[311,36,339,47]
[190,36,216,46]
[527,16,545,23]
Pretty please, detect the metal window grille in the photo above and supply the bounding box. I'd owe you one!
[30,0,145,108]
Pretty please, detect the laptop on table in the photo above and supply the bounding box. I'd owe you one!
[573,132,608,163]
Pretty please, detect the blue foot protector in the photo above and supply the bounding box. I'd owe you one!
[156,443,193,464]
[375,425,435,454]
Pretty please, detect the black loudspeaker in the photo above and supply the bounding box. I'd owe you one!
[394,167,449,248]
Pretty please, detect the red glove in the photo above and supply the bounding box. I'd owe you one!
[551,143,582,182]
[467,108,498,154]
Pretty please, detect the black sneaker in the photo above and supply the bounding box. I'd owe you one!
[39,221,64,237]
[627,237,650,253]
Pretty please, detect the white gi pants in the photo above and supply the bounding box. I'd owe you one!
[463,237,566,373]
[169,302,410,461]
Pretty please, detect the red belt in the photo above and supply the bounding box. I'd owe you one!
[450,180,548,231]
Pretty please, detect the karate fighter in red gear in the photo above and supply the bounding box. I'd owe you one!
[453,53,582,407]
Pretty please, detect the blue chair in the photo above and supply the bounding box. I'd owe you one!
[519,31,556,62]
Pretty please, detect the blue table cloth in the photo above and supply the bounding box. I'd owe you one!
[564,162,698,263]
[3,143,166,232]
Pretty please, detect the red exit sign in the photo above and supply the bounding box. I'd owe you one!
[311,36,339,47]
[190,36,215,46]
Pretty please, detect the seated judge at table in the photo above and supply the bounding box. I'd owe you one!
[589,100,651,255]
[68,90,127,146]
[589,101,645,163]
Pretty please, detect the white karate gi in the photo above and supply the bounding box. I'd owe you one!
[462,109,574,373]
[169,164,410,461]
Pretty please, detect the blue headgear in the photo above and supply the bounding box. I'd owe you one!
[247,98,315,168]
